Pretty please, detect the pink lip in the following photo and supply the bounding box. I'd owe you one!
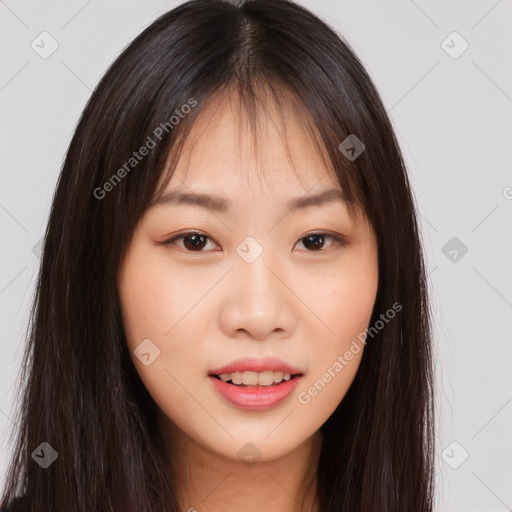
[209,357,303,376]
[208,374,303,410]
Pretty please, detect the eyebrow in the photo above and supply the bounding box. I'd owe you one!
[151,187,345,213]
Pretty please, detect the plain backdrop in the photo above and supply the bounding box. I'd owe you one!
[1,1,511,510]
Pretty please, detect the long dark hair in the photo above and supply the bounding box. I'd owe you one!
[1,0,435,510]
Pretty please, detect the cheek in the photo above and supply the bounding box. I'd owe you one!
[304,243,378,347]
[295,245,378,413]
[118,243,198,344]
[118,254,206,440]
[118,242,213,405]
[327,268,378,342]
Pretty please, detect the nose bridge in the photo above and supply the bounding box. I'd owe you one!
[236,235,280,308]
[219,236,296,339]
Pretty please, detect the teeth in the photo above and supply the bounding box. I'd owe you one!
[273,371,284,382]
[232,371,243,385]
[217,370,296,386]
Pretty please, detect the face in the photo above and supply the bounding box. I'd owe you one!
[118,93,379,464]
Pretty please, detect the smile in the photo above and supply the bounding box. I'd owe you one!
[208,373,303,410]
[214,370,301,387]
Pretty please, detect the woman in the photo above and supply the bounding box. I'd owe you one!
[1,0,435,510]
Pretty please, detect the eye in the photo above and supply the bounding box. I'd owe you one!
[162,231,218,252]
[295,232,347,252]
[160,231,347,253]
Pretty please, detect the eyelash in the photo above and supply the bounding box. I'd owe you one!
[160,230,348,253]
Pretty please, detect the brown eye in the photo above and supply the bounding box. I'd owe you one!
[301,234,329,251]
[181,234,209,251]
[297,233,346,252]
[162,232,217,252]
[161,231,347,253]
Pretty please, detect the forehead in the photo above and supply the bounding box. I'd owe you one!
[164,90,340,197]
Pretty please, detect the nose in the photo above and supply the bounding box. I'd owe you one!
[218,252,298,341]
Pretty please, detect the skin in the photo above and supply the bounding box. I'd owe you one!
[118,92,379,512]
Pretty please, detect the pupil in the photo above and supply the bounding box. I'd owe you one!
[184,234,206,251]
[304,234,324,250]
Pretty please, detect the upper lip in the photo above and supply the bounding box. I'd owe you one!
[209,357,304,376]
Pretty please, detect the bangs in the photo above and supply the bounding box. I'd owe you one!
[147,78,366,226]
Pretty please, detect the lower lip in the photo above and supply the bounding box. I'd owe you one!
[208,375,302,410]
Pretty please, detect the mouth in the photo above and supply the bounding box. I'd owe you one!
[207,358,305,409]
[209,370,303,388]
[208,370,304,410]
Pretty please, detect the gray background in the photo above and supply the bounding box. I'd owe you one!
[1,1,511,510]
